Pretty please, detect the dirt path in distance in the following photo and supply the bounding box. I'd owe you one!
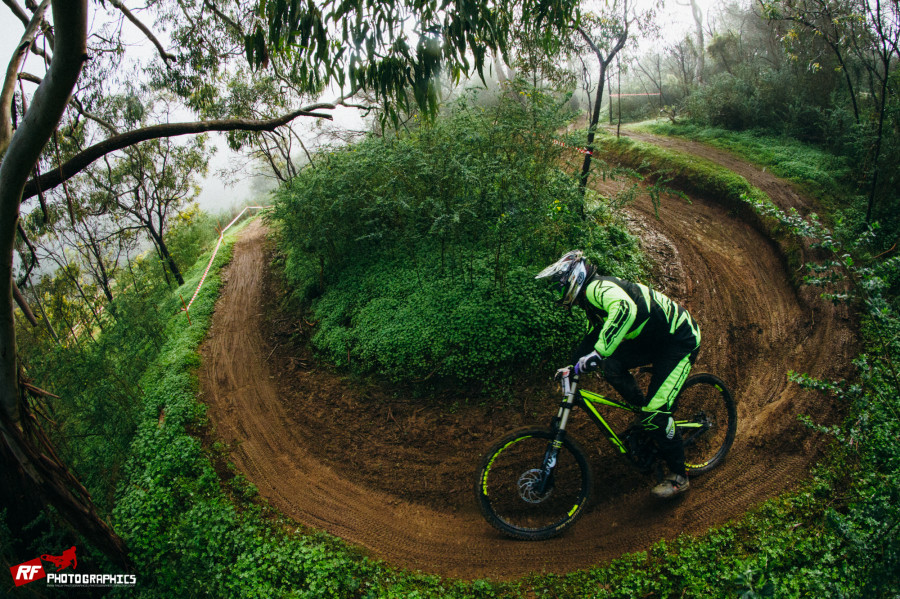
[198,135,855,581]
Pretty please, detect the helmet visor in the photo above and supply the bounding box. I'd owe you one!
[536,250,587,307]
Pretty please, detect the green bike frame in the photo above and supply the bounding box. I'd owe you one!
[553,375,708,459]
[575,388,632,455]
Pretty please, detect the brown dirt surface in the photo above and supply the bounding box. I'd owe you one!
[198,133,856,581]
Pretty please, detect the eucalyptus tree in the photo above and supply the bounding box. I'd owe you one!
[676,0,706,84]
[54,197,132,309]
[664,37,702,98]
[851,0,900,222]
[633,51,668,111]
[760,0,900,222]
[34,241,107,334]
[760,0,865,124]
[573,0,659,193]
[0,0,580,566]
[92,135,210,287]
[17,177,130,318]
[248,0,580,122]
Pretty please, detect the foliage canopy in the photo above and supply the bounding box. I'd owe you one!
[250,0,580,123]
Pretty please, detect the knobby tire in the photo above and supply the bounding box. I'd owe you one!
[476,427,593,541]
[677,373,737,475]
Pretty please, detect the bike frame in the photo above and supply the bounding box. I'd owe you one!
[552,374,635,457]
[551,374,707,459]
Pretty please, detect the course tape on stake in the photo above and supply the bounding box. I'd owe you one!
[551,138,592,156]
[183,206,268,316]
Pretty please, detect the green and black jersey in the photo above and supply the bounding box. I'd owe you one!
[581,276,701,357]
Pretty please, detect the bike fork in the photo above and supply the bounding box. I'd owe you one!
[538,376,579,495]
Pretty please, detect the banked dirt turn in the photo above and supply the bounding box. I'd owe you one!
[198,134,854,580]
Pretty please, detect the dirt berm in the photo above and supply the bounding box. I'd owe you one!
[198,132,855,581]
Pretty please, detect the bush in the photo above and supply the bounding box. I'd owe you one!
[310,259,581,386]
[273,81,645,390]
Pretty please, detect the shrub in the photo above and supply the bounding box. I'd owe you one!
[309,259,581,386]
[273,81,645,390]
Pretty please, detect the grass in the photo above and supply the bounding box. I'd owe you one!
[633,120,860,214]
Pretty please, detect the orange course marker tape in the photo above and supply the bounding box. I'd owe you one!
[182,206,268,317]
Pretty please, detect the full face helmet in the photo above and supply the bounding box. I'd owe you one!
[535,250,589,307]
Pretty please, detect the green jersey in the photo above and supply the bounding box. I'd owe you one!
[582,276,701,358]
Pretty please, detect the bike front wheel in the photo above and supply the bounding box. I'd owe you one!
[476,427,593,541]
[676,373,738,475]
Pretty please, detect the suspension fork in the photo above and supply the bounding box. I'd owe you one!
[537,374,579,495]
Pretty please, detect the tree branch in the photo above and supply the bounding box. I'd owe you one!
[576,26,603,60]
[70,96,119,134]
[21,104,335,201]
[1,0,51,156]
[17,71,40,85]
[12,282,37,326]
[20,72,121,134]
[293,129,316,169]
[16,221,38,282]
[203,0,244,37]
[2,0,29,26]
[12,0,54,58]
[107,0,176,65]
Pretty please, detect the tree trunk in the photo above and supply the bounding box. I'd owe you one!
[866,68,889,223]
[576,26,628,203]
[87,231,115,306]
[66,269,104,332]
[146,223,184,286]
[831,44,861,124]
[690,0,704,84]
[578,61,606,196]
[0,0,130,569]
[608,68,614,125]
[28,285,62,345]
[616,56,622,138]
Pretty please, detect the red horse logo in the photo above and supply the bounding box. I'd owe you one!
[41,546,77,572]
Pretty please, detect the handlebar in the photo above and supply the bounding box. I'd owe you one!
[556,368,578,396]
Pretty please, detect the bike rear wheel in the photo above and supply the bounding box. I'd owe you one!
[476,427,593,541]
[676,373,737,475]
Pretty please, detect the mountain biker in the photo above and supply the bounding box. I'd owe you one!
[536,250,701,499]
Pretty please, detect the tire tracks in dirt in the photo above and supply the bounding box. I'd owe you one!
[198,133,855,581]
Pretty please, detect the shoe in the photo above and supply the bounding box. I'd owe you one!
[651,473,689,499]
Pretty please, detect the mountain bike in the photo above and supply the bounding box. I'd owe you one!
[475,370,737,540]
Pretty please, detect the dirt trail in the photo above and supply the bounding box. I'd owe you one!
[198,134,855,581]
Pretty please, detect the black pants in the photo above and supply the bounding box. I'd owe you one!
[572,334,699,476]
